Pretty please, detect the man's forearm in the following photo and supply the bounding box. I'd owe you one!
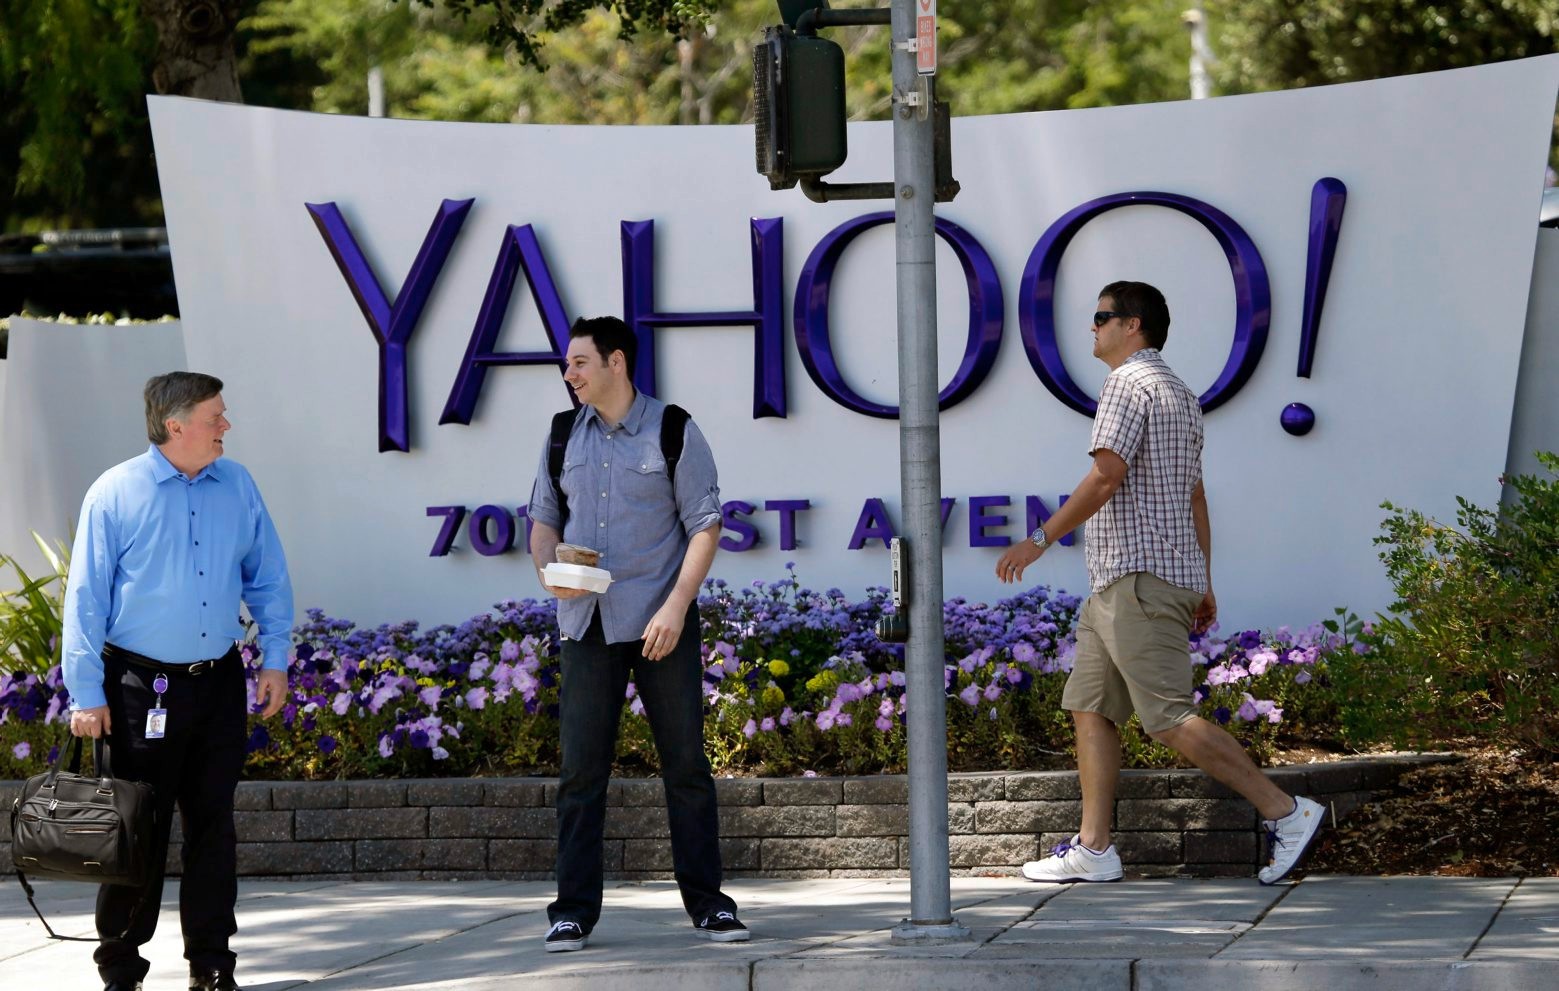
[666,527,720,609]
[1041,463,1122,540]
[1192,485,1213,586]
[530,521,562,585]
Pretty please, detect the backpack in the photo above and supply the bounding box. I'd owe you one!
[548,403,690,531]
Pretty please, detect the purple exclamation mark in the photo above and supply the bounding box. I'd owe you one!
[1283,177,1347,436]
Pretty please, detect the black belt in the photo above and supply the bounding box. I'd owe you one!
[103,642,238,676]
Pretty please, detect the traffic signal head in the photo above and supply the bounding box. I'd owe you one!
[753,26,847,191]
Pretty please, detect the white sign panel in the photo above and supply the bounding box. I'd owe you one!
[146,56,1559,630]
[917,0,936,75]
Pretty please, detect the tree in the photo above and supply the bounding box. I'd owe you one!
[1207,0,1559,92]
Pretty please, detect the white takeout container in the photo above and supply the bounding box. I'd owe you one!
[543,562,612,594]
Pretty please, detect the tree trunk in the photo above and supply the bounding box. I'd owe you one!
[141,0,244,103]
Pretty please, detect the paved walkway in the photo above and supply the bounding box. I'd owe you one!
[3,875,1555,990]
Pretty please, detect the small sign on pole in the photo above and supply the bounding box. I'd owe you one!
[916,0,936,75]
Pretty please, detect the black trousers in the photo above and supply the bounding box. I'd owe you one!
[548,605,737,932]
[95,644,246,985]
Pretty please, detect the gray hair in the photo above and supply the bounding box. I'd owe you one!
[144,372,224,444]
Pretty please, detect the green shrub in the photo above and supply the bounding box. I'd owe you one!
[1330,453,1559,753]
[0,534,70,678]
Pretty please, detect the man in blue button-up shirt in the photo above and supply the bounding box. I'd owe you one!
[528,317,747,952]
[62,372,293,991]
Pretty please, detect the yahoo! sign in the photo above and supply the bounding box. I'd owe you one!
[147,58,1558,628]
[307,179,1346,452]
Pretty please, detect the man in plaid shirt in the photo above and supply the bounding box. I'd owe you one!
[995,281,1324,885]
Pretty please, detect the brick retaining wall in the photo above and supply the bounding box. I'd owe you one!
[2,756,1448,881]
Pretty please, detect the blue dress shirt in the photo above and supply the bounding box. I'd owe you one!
[62,445,294,710]
[529,393,722,644]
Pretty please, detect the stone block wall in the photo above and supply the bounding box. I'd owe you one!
[0,756,1444,881]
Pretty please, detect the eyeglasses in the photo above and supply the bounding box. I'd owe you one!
[1093,310,1131,327]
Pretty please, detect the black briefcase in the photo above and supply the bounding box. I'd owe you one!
[10,735,155,940]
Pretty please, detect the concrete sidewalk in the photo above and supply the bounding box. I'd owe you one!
[2,875,1555,990]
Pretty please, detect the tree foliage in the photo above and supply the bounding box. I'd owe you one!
[1209,0,1559,93]
[0,0,157,229]
[5,0,1559,231]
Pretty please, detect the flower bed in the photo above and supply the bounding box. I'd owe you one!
[0,570,1365,780]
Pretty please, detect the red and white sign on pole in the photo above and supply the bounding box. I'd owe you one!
[916,0,937,75]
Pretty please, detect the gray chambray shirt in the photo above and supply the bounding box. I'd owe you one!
[528,392,722,643]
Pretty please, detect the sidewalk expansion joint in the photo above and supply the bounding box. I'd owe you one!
[1211,876,1300,957]
[1464,875,1522,960]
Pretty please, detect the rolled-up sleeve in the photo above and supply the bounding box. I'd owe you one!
[62,489,118,710]
[673,419,722,536]
[527,431,563,532]
[239,475,295,672]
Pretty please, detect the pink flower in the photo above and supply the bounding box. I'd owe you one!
[875,716,893,732]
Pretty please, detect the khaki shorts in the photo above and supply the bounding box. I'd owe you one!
[1062,572,1205,734]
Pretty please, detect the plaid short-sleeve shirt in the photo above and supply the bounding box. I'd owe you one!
[1085,348,1207,595]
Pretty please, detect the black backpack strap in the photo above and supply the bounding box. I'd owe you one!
[660,404,690,487]
[548,409,576,530]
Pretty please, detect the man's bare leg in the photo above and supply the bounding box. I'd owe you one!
[1074,710,1122,850]
[1151,716,1294,821]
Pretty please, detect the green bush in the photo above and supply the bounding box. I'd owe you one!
[0,533,70,679]
[1330,453,1559,753]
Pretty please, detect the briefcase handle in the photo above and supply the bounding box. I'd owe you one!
[40,735,117,789]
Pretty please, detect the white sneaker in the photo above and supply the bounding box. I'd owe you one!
[1021,835,1123,883]
[1258,796,1327,885]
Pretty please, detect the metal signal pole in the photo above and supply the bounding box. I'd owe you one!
[887,0,967,944]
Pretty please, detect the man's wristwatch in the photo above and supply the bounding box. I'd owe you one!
[1029,526,1049,549]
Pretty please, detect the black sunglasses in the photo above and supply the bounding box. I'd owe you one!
[1092,310,1132,327]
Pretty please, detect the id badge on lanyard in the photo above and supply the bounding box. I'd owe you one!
[146,673,169,739]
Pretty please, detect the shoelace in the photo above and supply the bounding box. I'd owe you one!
[1050,839,1075,858]
[705,911,737,925]
[1265,822,1285,860]
[550,921,582,936]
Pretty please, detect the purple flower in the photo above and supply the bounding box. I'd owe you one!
[246,726,271,753]
[378,735,395,758]
[317,735,338,754]
[983,682,1002,702]
[958,684,980,707]
[760,716,776,732]
[465,687,489,711]
[742,719,758,739]
[432,746,450,760]
[500,639,521,662]
[12,741,30,759]
[875,716,893,732]
[1213,706,1232,725]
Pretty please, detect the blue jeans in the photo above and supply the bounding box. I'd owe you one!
[549,604,736,931]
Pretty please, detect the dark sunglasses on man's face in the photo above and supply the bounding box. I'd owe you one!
[1092,310,1130,327]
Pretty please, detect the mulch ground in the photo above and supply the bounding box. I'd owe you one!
[1305,748,1559,876]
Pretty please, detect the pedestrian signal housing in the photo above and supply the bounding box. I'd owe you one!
[753,26,847,190]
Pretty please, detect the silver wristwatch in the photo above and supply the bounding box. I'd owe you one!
[1029,526,1049,549]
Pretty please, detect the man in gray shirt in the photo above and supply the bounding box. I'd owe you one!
[528,316,746,951]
